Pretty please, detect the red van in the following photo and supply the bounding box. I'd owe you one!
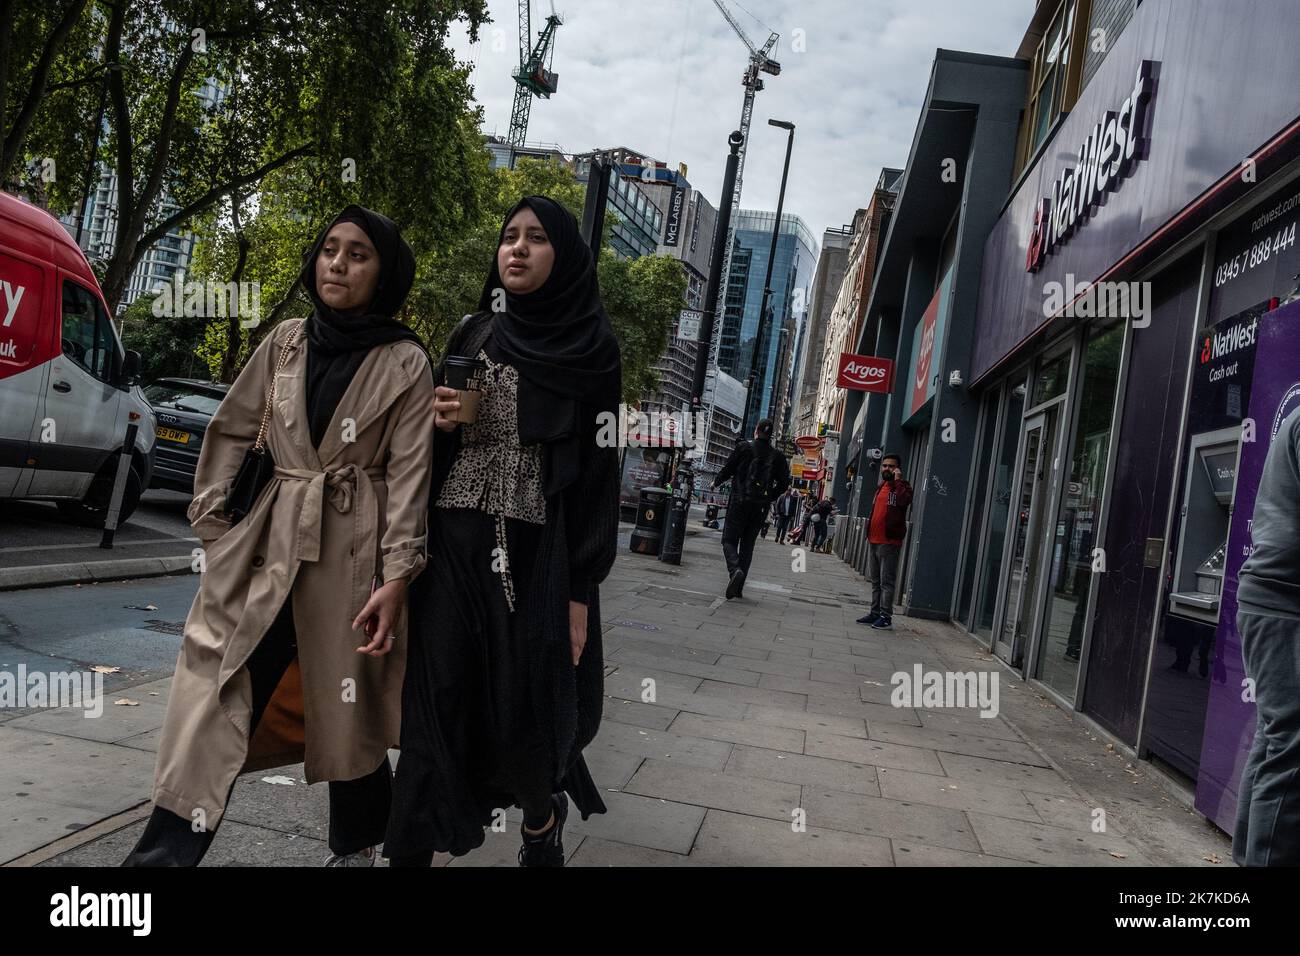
[1,191,154,524]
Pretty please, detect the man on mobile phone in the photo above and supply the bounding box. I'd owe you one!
[857,454,912,630]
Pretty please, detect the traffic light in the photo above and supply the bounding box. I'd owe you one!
[817,421,828,437]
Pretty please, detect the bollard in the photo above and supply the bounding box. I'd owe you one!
[100,422,138,549]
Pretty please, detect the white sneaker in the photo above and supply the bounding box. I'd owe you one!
[324,846,376,867]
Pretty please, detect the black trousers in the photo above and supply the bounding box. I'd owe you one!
[1234,610,1300,866]
[122,598,392,866]
[774,515,793,542]
[722,500,766,577]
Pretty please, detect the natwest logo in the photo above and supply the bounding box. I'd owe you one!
[837,353,893,393]
[1026,60,1156,272]
[1201,317,1259,364]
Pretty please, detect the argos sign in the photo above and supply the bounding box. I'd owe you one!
[836,353,893,393]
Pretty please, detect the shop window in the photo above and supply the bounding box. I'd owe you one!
[1032,350,1071,405]
[1033,323,1124,700]
[1015,0,1093,176]
[974,378,1027,639]
[957,395,1001,628]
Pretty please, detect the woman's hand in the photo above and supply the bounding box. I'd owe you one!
[432,385,461,432]
[569,600,588,666]
[353,578,409,657]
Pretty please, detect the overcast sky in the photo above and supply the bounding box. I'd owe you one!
[449,0,1033,247]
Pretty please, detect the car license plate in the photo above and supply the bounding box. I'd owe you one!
[156,426,191,444]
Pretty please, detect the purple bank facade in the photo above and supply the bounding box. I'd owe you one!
[949,0,1300,833]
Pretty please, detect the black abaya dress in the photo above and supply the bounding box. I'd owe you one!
[386,335,618,859]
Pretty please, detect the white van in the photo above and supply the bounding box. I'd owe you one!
[1,191,155,525]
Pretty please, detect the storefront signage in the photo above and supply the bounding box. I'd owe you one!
[794,435,826,452]
[836,352,893,392]
[663,185,685,246]
[1195,300,1300,831]
[1026,60,1157,273]
[908,268,953,419]
[1207,185,1300,325]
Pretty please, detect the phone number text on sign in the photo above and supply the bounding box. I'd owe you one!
[1215,222,1297,288]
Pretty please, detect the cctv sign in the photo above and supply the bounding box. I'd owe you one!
[836,353,893,393]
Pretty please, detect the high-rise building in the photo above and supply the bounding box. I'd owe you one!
[574,147,719,423]
[810,168,902,451]
[718,210,818,431]
[57,76,226,312]
[792,222,857,438]
[484,134,569,170]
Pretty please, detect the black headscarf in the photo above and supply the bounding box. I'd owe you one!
[300,204,423,447]
[477,196,622,451]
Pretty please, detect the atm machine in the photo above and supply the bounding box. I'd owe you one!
[1167,428,1242,623]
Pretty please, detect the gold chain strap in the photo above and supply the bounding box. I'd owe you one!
[253,321,304,453]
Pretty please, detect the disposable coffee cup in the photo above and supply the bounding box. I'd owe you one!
[443,356,487,425]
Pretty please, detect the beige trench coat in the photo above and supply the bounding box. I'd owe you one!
[152,319,435,827]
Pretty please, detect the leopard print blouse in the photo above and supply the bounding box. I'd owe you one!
[435,349,545,609]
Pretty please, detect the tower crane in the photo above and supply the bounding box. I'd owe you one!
[508,1,562,167]
[702,0,780,454]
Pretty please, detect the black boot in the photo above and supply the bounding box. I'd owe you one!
[518,793,568,867]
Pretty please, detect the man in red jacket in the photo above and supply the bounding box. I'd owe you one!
[857,453,913,630]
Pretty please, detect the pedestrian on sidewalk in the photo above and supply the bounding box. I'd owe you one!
[812,496,837,552]
[773,488,799,543]
[711,418,791,599]
[384,196,621,868]
[123,205,436,867]
[1234,405,1300,866]
[857,454,912,630]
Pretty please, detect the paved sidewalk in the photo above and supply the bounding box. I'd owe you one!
[10,514,1231,867]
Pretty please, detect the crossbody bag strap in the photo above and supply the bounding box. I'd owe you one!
[252,320,305,453]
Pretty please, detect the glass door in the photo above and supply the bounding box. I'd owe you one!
[995,409,1058,667]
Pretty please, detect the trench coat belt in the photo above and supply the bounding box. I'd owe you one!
[273,464,386,616]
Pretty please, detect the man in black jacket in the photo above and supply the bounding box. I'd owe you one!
[773,489,800,544]
[712,419,791,599]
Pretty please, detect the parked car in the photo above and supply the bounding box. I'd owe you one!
[143,378,228,494]
[0,191,154,525]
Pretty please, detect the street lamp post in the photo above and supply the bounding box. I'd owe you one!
[689,130,744,410]
[742,119,795,438]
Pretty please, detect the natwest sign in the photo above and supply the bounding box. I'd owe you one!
[1026,60,1156,272]
[836,353,893,393]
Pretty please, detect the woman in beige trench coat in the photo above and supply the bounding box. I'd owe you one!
[123,205,435,867]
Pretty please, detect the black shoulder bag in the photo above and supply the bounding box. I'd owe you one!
[224,321,304,524]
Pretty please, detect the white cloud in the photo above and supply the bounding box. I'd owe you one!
[451,0,1031,241]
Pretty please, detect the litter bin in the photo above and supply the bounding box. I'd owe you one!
[659,462,693,565]
[629,487,669,556]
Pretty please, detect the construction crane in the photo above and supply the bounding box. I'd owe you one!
[701,0,780,456]
[507,1,562,167]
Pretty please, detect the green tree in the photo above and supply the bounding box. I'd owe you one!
[6,0,490,315]
[598,250,686,404]
[119,291,209,382]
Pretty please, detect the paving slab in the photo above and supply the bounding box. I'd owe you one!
[624,758,801,822]
[689,809,893,867]
[800,786,983,853]
[725,743,879,796]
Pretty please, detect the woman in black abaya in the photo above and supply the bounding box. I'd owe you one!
[385,196,621,867]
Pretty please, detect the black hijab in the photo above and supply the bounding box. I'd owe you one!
[477,196,622,451]
[300,204,423,447]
